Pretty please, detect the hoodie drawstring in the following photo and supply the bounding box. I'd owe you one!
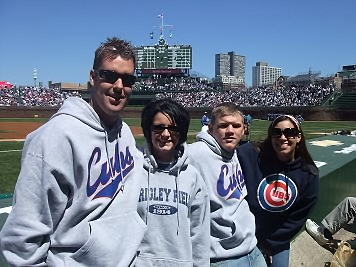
[104,131,115,182]
[174,174,180,235]
[145,164,151,225]
[104,130,124,194]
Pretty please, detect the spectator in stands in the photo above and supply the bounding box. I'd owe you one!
[188,102,267,267]
[0,37,146,266]
[306,197,356,249]
[237,115,319,266]
[135,98,210,266]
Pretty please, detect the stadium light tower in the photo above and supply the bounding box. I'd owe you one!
[33,68,37,87]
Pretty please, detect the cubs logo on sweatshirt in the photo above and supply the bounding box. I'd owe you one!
[257,173,298,212]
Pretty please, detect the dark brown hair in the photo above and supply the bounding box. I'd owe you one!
[141,98,190,147]
[92,37,136,70]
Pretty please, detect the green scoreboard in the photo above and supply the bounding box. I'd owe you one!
[134,37,192,75]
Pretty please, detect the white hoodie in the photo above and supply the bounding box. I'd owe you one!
[188,131,257,260]
[0,97,147,266]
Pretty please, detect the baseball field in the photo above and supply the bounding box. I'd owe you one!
[1,117,356,195]
[1,117,356,266]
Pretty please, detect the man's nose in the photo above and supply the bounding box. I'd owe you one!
[113,77,123,88]
[226,124,234,132]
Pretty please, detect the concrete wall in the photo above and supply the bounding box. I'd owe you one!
[0,106,355,121]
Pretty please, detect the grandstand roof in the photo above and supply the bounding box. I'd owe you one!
[287,72,320,82]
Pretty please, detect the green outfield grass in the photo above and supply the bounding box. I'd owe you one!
[0,142,23,194]
[1,119,356,195]
[0,118,48,123]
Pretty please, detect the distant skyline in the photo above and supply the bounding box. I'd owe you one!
[1,0,356,87]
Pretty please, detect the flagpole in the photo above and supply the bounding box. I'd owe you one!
[160,13,164,38]
[155,14,173,42]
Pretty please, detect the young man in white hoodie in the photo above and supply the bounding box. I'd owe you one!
[0,37,146,266]
[188,102,266,266]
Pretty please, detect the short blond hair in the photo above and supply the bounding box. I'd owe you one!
[210,102,244,125]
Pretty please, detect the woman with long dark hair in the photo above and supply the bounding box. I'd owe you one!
[238,115,319,266]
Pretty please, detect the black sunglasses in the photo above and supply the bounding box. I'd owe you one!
[271,128,300,138]
[152,124,180,134]
[96,70,136,87]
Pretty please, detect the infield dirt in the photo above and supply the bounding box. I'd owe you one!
[0,122,143,140]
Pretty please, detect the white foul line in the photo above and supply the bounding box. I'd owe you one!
[0,206,12,214]
[0,150,21,153]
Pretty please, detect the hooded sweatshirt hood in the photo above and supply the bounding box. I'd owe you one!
[51,97,123,140]
[196,131,235,159]
[52,97,103,130]
[142,141,188,176]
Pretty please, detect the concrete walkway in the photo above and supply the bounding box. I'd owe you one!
[290,221,355,266]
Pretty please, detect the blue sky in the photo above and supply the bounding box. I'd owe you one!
[1,0,355,87]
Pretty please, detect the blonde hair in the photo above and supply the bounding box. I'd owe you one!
[210,102,244,125]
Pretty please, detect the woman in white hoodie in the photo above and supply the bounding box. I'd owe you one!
[135,98,210,267]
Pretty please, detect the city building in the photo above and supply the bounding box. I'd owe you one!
[215,51,245,89]
[252,62,282,87]
[48,81,88,91]
[338,64,356,93]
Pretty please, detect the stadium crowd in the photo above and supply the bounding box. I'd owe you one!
[0,81,335,108]
[133,76,216,92]
[0,87,81,107]
[156,84,335,108]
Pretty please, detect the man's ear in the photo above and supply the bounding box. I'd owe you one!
[243,124,247,134]
[89,70,95,86]
[208,124,213,134]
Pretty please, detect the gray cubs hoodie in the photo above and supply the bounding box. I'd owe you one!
[135,143,210,267]
[188,131,257,260]
[0,97,147,266]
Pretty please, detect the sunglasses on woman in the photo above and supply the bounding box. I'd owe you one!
[271,128,300,138]
[96,70,136,87]
[152,124,180,134]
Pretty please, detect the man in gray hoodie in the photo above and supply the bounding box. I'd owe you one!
[0,37,146,266]
[188,102,266,266]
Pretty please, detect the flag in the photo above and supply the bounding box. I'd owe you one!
[150,32,154,39]
[157,13,163,18]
